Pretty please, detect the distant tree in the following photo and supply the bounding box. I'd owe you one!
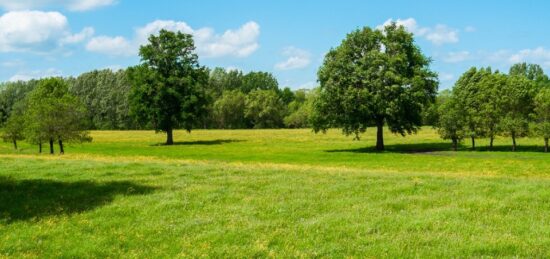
[128,30,208,145]
[245,89,286,128]
[25,78,91,154]
[213,90,247,129]
[241,72,279,93]
[498,75,536,151]
[509,63,550,87]
[313,23,438,150]
[532,88,550,152]
[422,89,451,126]
[0,80,38,126]
[69,69,134,130]
[280,87,295,104]
[1,102,25,150]
[436,95,465,151]
[284,89,316,128]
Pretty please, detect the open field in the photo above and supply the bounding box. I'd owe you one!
[1,128,550,257]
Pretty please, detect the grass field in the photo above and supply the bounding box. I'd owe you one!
[1,128,549,257]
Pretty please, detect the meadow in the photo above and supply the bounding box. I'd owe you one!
[1,128,549,257]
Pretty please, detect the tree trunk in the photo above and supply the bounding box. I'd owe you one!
[545,138,548,153]
[166,129,174,145]
[452,137,458,151]
[58,139,64,155]
[489,136,494,150]
[512,132,517,152]
[471,136,476,150]
[49,139,54,154]
[12,139,17,150]
[376,119,384,151]
[39,142,42,153]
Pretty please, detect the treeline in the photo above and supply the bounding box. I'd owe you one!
[430,63,550,152]
[0,68,315,132]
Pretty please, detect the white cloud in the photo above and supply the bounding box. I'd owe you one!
[0,11,67,52]
[0,11,93,53]
[275,47,311,70]
[87,20,261,58]
[0,0,116,11]
[377,18,459,45]
[60,27,94,44]
[1,60,25,68]
[507,47,550,68]
[86,36,133,56]
[9,68,62,82]
[442,51,471,63]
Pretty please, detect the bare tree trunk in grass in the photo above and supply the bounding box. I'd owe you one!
[512,132,517,152]
[545,138,548,153]
[12,139,17,150]
[471,136,475,150]
[39,142,42,153]
[452,138,458,151]
[49,139,54,154]
[166,129,174,145]
[376,119,384,151]
[58,139,64,155]
[489,136,494,150]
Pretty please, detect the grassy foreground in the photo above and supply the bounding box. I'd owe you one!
[1,128,549,257]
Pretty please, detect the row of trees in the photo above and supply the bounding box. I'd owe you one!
[1,78,91,153]
[433,64,550,151]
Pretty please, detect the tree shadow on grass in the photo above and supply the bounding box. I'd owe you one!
[326,142,547,154]
[326,142,454,154]
[151,139,245,146]
[0,177,156,223]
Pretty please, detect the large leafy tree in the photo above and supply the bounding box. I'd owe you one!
[25,78,91,154]
[478,70,507,149]
[128,29,208,145]
[532,88,550,152]
[313,23,438,150]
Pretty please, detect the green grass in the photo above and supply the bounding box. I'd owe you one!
[1,128,549,257]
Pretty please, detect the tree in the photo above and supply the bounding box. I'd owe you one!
[1,102,25,150]
[128,30,208,145]
[25,78,91,154]
[453,67,492,149]
[69,69,134,130]
[478,70,507,149]
[0,80,38,126]
[532,88,550,152]
[436,95,465,151]
[498,75,536,151]
[245,89,286,128]
[241,72,279,93]
[284,89,316,128]
[313,23,438,150]
[213,90,246,129]
[509,63,550,87]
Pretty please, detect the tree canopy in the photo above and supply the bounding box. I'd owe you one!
[313,23,438,150]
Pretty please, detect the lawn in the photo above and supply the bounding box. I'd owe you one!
[1,128,549,257]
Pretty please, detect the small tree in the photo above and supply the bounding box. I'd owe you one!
[25,78,91,154]
[128,30,208,145]
[533,88,550,152]
[245,89,286,128]
[436,96,465,151]
[1,102,25,150]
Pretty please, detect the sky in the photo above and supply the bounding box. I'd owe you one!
[1,0,550,90]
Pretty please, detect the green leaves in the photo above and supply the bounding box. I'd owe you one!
[129,30,208,142]
[315,23,438,147]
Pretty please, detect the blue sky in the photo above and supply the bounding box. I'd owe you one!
[1,0,550,89]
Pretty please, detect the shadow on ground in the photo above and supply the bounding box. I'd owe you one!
[0,177,155,223]
[326,142,547,154]
[152,139,245,146]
